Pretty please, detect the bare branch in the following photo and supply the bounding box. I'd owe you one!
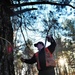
[9,2,75,9]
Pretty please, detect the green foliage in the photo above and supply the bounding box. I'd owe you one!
[62,19,75,41]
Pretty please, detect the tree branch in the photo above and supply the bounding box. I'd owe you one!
[9,2,75,9]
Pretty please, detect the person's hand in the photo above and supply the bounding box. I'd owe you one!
[46,35,52,42]
[20,57,25,62]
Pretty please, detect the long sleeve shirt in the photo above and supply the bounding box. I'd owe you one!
[24,37,56,69]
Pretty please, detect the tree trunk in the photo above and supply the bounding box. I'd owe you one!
[0,4,15,75]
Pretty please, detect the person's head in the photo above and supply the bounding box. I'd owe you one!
[34,41,44,51]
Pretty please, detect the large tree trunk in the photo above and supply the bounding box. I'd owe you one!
[0,2,15,75]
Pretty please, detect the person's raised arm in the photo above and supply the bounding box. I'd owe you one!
[46,35,56,53]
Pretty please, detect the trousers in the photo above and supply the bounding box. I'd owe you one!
[38,67,55,75]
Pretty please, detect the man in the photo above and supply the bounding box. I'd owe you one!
[21,35,56,75]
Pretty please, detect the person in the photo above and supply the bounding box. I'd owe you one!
[21,35,56,75]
